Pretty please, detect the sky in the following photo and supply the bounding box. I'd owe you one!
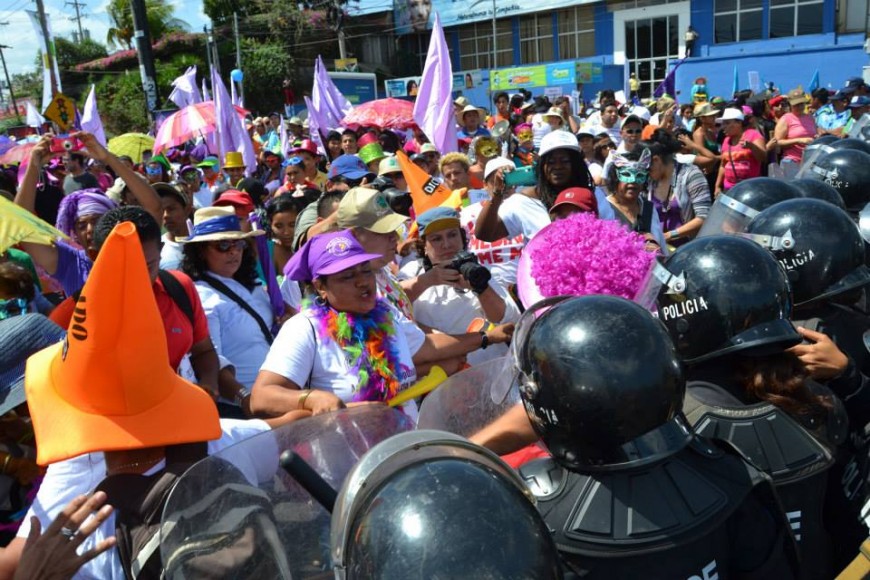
[1,0,209,78]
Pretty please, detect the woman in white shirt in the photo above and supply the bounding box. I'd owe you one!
[252,230,514,421]
[180,206,274,418]
[399,207,520,366]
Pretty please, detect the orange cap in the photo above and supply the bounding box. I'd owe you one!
[25,221,220,465]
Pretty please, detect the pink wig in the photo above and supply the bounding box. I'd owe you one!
[525,212,654,303]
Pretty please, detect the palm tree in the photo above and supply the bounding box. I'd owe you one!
[106,0,188,50]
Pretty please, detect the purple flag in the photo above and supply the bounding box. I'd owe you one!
[210,67,257,175]
[230,79,243,108]
[81,84,107,146]
[413,13,457,154]
[304,95,329,154]
[169,66,202,109]
[653,59,686,99]
[249,213,285,324]
[307,55,352,153]
[279,114,289,156]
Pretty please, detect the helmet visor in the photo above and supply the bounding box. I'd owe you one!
[633,259,686,312]
[858,202,870,243]
[696,193,760,238]
[796,143,836,180]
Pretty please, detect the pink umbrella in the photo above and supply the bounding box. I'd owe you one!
[0,142,36,165]
[342,98,416,130]
[153,101,249,154]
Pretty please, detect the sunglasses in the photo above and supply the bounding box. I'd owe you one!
[616,167,649,184]
[623,129,642,135]
[209,239,246,253]
[0,297,30,321]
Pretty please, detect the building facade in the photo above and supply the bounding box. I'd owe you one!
[360,0,868,104]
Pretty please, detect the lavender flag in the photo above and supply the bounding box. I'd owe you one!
[413,13,457,154]
[81,84,107,146]
[169,66,202,109]
[210,67,257,175]
[249,212,285,324]
[313,55,352,125]
[279,115,289,156]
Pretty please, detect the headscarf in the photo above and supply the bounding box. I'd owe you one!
[55,189,118,240]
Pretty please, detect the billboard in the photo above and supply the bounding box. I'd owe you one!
[328,72,378,104]
[489,61,604,90]
[385,70,483,98]
[393,0,595,35]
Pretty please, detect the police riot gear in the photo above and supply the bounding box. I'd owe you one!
[697,177,800,237]
[789,178,847,210]
[808,148,870,212]
[514,295,799,578]
[745,198,870,306]
[648,235,801,363]
[331,430,563,579]
[829,137,870,156]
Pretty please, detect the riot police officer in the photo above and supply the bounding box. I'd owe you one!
[650,235,853,577]
[697,176,800,237]
[515,294,798,578]
[330,430,564,579]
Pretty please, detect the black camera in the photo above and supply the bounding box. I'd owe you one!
[446,251,491,294]
[370,175,412,217]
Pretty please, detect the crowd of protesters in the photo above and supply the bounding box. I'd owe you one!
[0,71,868,577]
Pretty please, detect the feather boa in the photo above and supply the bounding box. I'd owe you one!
[305,298,402,402]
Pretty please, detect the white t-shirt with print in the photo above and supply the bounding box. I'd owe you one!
[460,201,524,287]
[260,307,424,420]
[159,232,184,271]
[497,193,551,242]
[17,419,273,580]
[398,261,521,367]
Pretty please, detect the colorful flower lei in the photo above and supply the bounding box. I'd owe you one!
[305,297,403,403]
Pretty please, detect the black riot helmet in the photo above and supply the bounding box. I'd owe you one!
[828,137,870,156]
[745,198,870,307]
[517,295,691,473]
[811,134,840,147]
[331,431,563,579]
[646,235,801,363]
[697,177,800,237]
[808,148,870,212]
[788,178,846,210]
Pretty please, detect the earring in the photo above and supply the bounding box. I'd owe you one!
[315,295,327,306]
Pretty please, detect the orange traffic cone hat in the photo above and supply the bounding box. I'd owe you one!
[25,221,220,465]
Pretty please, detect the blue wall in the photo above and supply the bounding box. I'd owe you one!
[674,34,868,99]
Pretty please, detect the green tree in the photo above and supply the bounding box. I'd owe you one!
[203,0,258,25]
[10,70,42,102]
[55,37,109,68]
[106,0,188,50]
[237,37,293,114]
[95,72,149,135]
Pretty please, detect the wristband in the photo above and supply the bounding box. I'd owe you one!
[234,388,250,405]
[669,230,680,240]
[298,390,312,410]
[479,331,490,350]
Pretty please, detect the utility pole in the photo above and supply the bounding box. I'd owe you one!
[331,0,347,59]
[204,25,213,74]
[130,0,159,118]
[232,12,244,105]
[34,0,58,97]
[65,0,86,43]
[0,44,21,122]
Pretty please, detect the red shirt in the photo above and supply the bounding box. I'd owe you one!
[49,271,209,370]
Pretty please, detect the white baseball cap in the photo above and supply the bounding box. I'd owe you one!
[716,108,745,123]
[539,131,581,157]
[484,157,516,181]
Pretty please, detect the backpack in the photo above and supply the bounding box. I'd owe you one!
[94,443,208,580]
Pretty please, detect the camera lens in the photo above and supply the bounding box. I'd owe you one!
[63,140,73,151]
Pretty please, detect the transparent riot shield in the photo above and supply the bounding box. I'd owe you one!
[160,406,414,579]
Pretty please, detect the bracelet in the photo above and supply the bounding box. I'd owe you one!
[234,388,250,405]
[479,331,490,350]
[1,454,10,475]
[298,390,312,410]
[669,230,680,240]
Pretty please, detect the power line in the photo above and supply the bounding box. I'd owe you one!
[65,0,87,41]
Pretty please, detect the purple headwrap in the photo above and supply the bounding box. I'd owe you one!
[55,188,118,240]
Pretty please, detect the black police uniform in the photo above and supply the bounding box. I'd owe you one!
[521,437,797,579]
[683,368,850,578]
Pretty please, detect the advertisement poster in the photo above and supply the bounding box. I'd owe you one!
[576,62,604,84]
[453,70,483,90]
[385,76,422,98]
[491,62,577,90]
[393,0,595,35]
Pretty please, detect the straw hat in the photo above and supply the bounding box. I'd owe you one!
[178,206,264,243]
[541,107,565,122]
[25,222,221,465]
[693,103,719,118]
[222,151,245,169]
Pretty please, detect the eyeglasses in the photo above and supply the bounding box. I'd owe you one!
[209,239,246,253]
[623,129,642,135]
[0,297,30,321]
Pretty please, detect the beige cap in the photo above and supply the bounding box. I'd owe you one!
[337,187,408,234]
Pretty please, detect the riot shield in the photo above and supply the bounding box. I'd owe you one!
[160,406,414,579]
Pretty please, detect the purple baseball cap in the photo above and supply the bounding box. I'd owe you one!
[284,229,382,281]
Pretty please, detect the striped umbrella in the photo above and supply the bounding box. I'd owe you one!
[153,101,249,154]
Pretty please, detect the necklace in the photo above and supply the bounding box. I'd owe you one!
[306,298,403,402]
